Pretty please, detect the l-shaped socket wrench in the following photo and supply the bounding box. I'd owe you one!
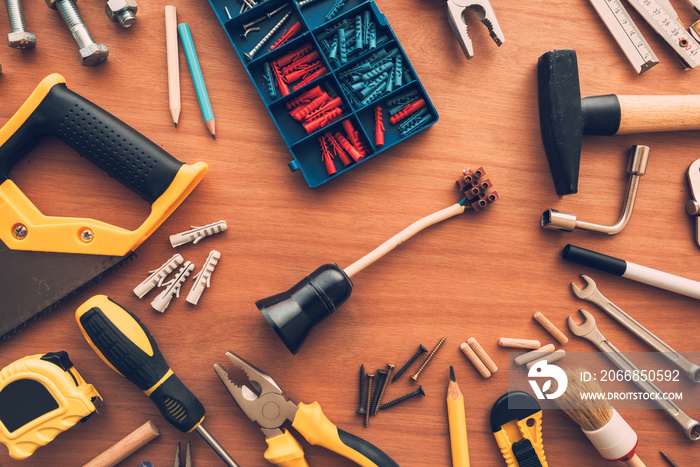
[541,145,649,234]
[572,275,700,383]
[568,309,700,441]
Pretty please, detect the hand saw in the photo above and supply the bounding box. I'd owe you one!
[588,0,700,72]
[0,74,207,338]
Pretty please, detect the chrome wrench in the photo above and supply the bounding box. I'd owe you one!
[571,275,700,383]
[568,309,700,440]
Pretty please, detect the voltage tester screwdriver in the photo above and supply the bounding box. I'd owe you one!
[75,295,240,466]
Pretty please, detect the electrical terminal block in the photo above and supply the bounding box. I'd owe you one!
[170,220,227,247]
[133,254,184,298]
[456,167,499,211]
[151,261,194,312]
[186,250,221,305]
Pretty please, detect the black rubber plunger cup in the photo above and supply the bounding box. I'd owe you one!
[256,263,353,354]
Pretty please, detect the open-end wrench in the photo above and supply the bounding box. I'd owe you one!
[571,275,700,383]
[568,309,700,440]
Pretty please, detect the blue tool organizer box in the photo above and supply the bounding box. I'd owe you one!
[207,0,438,187]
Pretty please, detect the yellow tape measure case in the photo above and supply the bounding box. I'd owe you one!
[0,352,102,460]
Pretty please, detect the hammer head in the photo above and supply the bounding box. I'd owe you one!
[538,49,582,195]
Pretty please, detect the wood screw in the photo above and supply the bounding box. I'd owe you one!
[411,336,446,381]
[364,373,374,428]
[379,386,425,411]
[355,364,366,415]
[392,345,427,382]
[373,364,394,416]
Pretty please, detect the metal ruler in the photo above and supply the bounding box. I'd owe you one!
[588,0,700,71]
[589,0,658,73]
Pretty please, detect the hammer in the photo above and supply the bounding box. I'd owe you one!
[538,49,700,195]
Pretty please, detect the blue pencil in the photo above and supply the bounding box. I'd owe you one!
[178,23,215,139]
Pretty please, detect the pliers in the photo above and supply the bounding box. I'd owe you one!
[214,351,400,467]
[445,0,505,59]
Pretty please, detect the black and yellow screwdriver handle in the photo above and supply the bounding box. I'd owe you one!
[75,295,205,433]
[0,74,207,256]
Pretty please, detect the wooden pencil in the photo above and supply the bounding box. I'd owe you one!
[447,366,469,467]
[165,6,180,127]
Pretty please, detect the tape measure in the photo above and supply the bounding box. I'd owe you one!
[588,0,700,72]
[588,0,659,74]
[0,352,102,460]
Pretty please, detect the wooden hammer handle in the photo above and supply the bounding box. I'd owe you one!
[618,95,700,134]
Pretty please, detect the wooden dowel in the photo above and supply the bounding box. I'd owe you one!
[514,344,555,366]
[526,349,566,369]
[533,312,568,345]
[460,343,491,378]
[498,338,541,349]
[83,420,160,467]
[467,338,498,373]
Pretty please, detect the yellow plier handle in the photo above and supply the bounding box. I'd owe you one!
[291,402,399,467]
[264,429,309,467]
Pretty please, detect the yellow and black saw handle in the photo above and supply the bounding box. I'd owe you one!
[1,73,184,202]
[0,74,207,256]
[291,401,399,467]
[75,295,205,433]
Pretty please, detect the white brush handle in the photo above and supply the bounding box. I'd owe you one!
[583,409,638,461]
[625,454,646,467]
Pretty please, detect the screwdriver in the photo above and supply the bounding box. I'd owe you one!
[75,295,239,467]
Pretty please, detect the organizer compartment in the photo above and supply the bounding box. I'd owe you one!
[298,0,367,30]
[356,82,437,150]
[224,1,306,63]
[207,0,437,188]
[313,2,391,69]
[289,115,373,186]
[269,78,349,145]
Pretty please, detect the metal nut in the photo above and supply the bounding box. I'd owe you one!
[7,31,36,49]
[106,0,137,26]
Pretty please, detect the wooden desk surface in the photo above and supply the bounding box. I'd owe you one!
[1,0,699,465]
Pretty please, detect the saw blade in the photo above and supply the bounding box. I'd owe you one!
[588,0,659,73]
[626,0,700,68]
[0,239,128,338]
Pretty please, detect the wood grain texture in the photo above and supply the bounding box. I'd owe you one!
[0,0,699,466]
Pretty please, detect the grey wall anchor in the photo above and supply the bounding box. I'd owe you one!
[541,145,649,235]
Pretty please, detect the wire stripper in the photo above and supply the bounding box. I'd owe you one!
[490,391,547,467]
[0,351,102,460]
[214,351,400,467]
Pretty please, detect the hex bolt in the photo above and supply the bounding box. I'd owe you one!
[411,336,446,381]
[392,344,427,382]
[355,364,366,415]
[369,369,388,416]
[364,373,374,428]
[105,0,138,28]
[379,386,425,411]
[5,0,36,49]
[46,0,109,66]
[373,364,394,416]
